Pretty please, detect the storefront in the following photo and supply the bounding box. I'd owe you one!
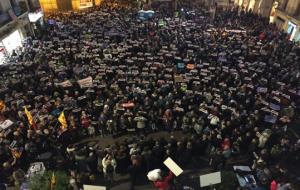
[2,30,23,54]
[0,43,7,65]
[273,9,300,43]
[287,21,297,40]
[0,30,23,64]
[28,9,44,37]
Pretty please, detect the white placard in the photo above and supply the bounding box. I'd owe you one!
[27,162,45,177]
[200,171,221,187]
[83,185,106,190]
[78,76,93,88]
[0,119,13,130]
[163,157,183,176]
[233,166,251,172]
[55,80,72,87]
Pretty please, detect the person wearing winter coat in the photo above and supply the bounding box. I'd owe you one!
[134,115,147,133]
[257,129,272,148]
[153,170,174,190]
[102,154,117,181]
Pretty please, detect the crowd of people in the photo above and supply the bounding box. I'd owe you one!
[0,0,300,189]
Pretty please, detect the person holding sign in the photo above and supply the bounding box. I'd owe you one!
[153,170,174,190]
[148,169,174,190]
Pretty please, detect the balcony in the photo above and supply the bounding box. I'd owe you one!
[0,12,12,28]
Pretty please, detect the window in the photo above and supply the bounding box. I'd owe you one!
[10,0,18,6]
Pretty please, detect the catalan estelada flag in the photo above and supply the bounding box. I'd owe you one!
[50,172,56,190]
[24,107,34,127]
[58,111,68,131]
[11,148,23,159]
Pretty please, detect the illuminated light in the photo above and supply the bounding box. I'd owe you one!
[28,11,44,22]
[39,0,58,13]
[248,0,255,11]
[71,0,80,10]
[39,0,104,13]
[95,0,104,6]
[72,0,93,10]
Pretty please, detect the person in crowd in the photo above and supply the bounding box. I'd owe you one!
[0,0,299,189]
[153,170,174,190]
[102,154,117,182]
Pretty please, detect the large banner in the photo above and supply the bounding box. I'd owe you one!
[0,119,13,130]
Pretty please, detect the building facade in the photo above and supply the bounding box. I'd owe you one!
[39,0,103,13]
[234,0,274,17]
[234,0,300,42]
[272,0,300,42]
[0,0,43,63]
[0,0,30,62]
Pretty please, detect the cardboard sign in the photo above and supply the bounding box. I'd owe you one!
[122,102,135,108]
[83,185,106,190]
[177,63,185,69]
[163,157,183,177]
[257,87,267,93]
[27,162,46,177]
[78,77,93,88]
[264,115,277,124]
[186,64,195,70]
[56,80,72,87]
[174,75,185,83]
[0,119,13,130]
[200,171,221,187]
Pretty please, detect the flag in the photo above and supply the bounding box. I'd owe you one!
[0,100,5,112]
[24,107,34,127]
[50,172,56,190]
[11,148,23,159]
[58,111,68,131]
